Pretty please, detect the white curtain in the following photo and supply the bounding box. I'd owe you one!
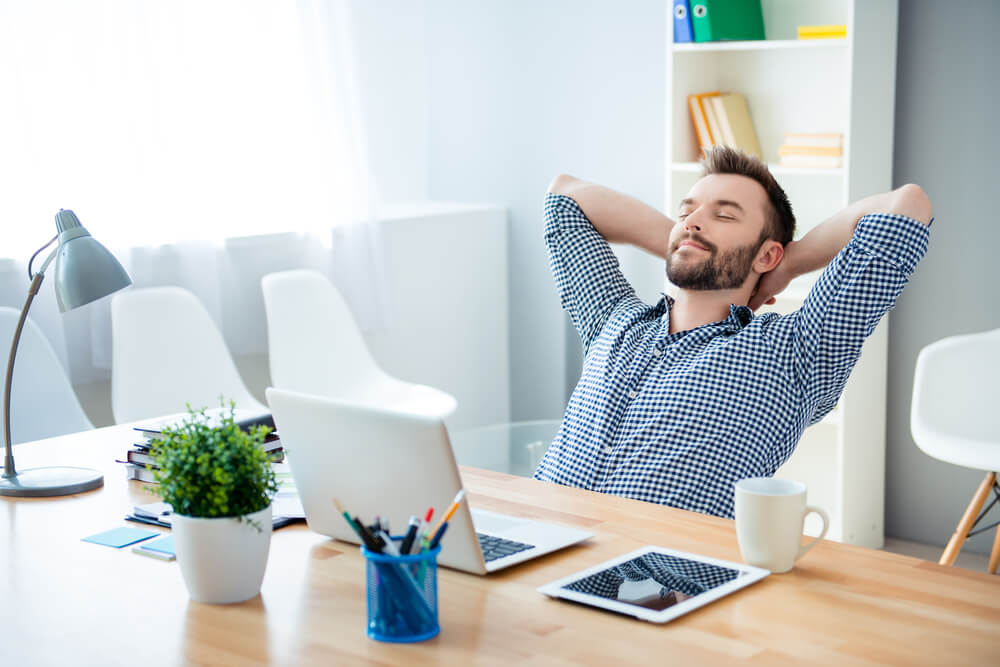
[0,0,389,386]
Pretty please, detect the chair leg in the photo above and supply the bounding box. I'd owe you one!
[939,472,997,567]
[989,522,1000,575]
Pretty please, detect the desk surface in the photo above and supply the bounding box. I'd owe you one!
[3,425,998,666]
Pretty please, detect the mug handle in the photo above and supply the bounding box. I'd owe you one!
[795,505,830,562]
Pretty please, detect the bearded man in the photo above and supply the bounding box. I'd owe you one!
[532,145,933,518]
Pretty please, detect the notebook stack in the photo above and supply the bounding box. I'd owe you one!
[118,409,284,483]
[778,133,844,168]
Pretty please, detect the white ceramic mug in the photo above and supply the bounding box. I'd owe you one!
[734,478,829,573]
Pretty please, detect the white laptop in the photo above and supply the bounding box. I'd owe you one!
[266,388,593,574]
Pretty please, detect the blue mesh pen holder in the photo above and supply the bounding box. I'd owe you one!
[362,538,441,643]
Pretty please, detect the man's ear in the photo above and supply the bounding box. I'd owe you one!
[754,240,784,274]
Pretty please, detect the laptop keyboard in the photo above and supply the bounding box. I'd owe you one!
[477,533,535,562]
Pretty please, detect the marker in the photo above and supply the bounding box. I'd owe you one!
[400,516,420,555]
[427,489,465,541]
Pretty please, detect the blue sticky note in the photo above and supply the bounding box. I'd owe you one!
[82,526,159,548]
[139,535,175,556]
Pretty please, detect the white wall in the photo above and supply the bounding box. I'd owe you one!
[423,0,668,417]
[885,0,1000,554]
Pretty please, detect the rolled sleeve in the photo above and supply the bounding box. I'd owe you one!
[544,192,634,353]
[787,213,931,419]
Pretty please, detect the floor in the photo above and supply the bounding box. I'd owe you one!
[882,537,993,573]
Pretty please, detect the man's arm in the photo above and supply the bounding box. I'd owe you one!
[750,184,933,310]
[548,174,675,258]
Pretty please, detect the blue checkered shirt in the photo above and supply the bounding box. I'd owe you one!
[533,193,931,518]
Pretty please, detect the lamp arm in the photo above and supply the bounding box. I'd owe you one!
[3,272,45,478]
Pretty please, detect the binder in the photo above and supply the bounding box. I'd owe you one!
[699,92,723,147]
[691,0,765,43]
[673,0,694,44]
[687,94,713,153]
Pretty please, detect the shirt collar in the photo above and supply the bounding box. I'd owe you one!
[656,294,751,332]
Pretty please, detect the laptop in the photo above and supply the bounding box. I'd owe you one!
[266,388,593,574]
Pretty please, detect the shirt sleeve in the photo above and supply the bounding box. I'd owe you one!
[544,192,635,353]
[785,213,931,422]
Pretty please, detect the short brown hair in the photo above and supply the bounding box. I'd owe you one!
[700,146,795,245]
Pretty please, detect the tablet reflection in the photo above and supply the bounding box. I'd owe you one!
[562,551,742,611]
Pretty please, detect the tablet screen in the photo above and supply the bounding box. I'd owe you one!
[557,550,744,611]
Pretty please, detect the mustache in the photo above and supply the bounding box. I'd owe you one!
[670,232,716,254]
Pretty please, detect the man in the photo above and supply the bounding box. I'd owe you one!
[533,146,932,518]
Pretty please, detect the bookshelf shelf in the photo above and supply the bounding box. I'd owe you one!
[671,161,844,178]
[665,0,900,549]
[672,38,847,53]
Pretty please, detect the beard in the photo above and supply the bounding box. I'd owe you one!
[665,233,766,291]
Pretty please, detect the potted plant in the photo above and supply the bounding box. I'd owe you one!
[147,402,279,604]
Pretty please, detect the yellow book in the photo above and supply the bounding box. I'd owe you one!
[687,93,714,153]
[798,24,847,39]
[783,132,843,149]
[699,92,724,150]
[779,145,843,157]
[713,92,762,160]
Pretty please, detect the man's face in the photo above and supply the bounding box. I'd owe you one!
[665,174,771,291]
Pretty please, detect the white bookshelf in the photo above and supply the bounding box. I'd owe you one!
[665,0,899,548]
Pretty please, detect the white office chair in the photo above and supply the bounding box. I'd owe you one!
[261,269,456,418]
[0,307,93,443]
[910,327,1000,574]
[110,286,268,423]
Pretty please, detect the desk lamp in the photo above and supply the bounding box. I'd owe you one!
[1,209,132,497]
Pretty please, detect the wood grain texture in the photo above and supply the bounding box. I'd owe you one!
[2,424,999,666]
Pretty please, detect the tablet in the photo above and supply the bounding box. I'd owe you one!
[537,546,768,623]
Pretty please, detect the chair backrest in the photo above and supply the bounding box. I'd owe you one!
[110,286,266,423]
[0,307,93,443]
[261,269,387,397]
[911,327,1000,445]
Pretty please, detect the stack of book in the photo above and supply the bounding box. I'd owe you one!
[687,91,763,160]
[797,24,847,40]
[778,132,843,168]
[118,410,284,483]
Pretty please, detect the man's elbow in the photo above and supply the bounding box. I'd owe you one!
[548,173,578,195]
[890,184,933,225]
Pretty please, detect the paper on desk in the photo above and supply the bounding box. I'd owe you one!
[272,462,305,519]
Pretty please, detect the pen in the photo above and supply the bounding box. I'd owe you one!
[427,488,465,541]
[354,515,384,552]
[377,530,400,556]
[400,516,420,555]
[428,522,449,550]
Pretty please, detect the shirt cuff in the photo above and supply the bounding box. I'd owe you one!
[851,212,931,276]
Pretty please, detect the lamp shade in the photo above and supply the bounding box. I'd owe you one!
[51,210,132,312]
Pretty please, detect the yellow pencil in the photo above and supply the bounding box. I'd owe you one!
[427,488,465,539]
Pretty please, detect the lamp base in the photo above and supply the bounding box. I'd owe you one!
[0,466,104,497]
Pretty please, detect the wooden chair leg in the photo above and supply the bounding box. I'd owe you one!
[939,472,997,567]
[989,522,1000,575]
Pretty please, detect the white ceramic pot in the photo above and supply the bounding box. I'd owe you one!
[172,505,272,604]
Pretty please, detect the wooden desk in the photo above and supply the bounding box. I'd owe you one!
[2,425,998,665]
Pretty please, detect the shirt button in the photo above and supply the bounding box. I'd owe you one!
[652,347,662,357]
[628,389,638,399]
[603,446,613,455]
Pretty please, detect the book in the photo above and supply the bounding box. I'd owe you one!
[711,92,763,159]
[779,145,843,157]
[778,154,843,168]
[133,408,275,439]
[700,92,724,148]
[687,91,721,153]
[797,24,847,40]
[783,132,843,149]
[691,0,765,43]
